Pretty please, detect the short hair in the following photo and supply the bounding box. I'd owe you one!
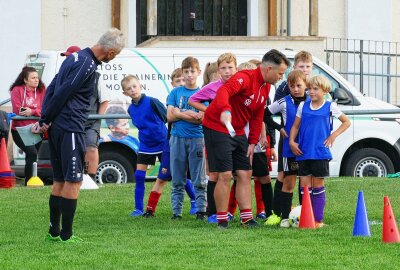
[181,56,200,71]
[203,61,219,86]
[105,106,127,127]
[248,59,262,67]
[98,28,125,51]
[307,75,331,93]
[237,62,257,71]
[121,75,139,91]
[287,70,307,87]
[217,52,237,67]
[171,68,183,80]
[261,49,290,67]
[294,51,313,65]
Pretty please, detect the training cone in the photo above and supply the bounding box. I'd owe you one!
[27,162,44,187]
[352,191,371,236]
[299,186,316,229]
[382,196,400,243]
[0,137,11,172]
[80,174,99,190]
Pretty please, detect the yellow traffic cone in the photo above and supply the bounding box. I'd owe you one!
[27,162,44,187]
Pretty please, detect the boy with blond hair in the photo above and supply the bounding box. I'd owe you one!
[167,57,206,220]
[290,75,350,227]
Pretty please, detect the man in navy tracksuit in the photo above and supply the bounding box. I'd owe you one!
[32,28,125,243]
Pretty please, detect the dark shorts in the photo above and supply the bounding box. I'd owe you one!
[84,127,100,148]
[203,126,251,172]
[137,152,162,166]
[252,152,270,177]
[283,157,299,176]
[298,159,330,178]
[48,126,86,182]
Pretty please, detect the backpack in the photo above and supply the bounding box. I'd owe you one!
[0,110,10,142]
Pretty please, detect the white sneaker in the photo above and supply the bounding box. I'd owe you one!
[280,219,291,228]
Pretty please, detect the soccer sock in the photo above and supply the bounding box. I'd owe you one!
[48,195,62,237]
[261,183,273,216]
[254,180,265,214]
[217,211,228,224]
[60,197,77,241]
[146,191,161,213]
[134,170,146,211]
[273,180,283,216]
[281,191,294,219]
[206,181,217,216]
[185,179,196,201]
[228,181,238,215]
[298,179,302,205]
[312,186,326,222]
[240,209,253,223]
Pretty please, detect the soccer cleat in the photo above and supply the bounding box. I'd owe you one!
[218,221,229,230]
[264,213,281,226]
[196,212,207,221]
[130,209,144,217]
[143,210,155,218]
[227,212,234,221]
[189,200,197,215]
[171,214,182,220]
[280,219,291,228]
[207,214,218,224]
[45,233,61,242]
[60,235,84,243]
[256,212,267,220]
[315,222,326,228]
[241,218,260,228]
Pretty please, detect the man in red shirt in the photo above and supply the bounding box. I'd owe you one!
[203,49,290,229]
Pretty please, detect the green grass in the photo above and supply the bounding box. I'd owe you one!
[1,178,400,270]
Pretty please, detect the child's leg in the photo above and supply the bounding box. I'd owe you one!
[134,163,147,213]
[227,179,238,215]
[170,136,188,216]
[281,175,296,219]
[260,175,273,217]
[207,172,218,217]
[254,178,265,215]
[146,179,167,213]
[311,177,326,223]
[188,138,207,215]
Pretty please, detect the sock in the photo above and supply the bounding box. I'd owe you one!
[217,211,228,224]
[206,181,217,216]
[312,186,326,222]
[240,209,253,223]
[281,191,294,219]
[48,195,62,237]
[60,197,78,241]
[298,179,302,205]
[146,191,161,213]
[228,181,237,215]
[273,180,283,216]
[254,180,265,215]
[261,183,273,216]
[185,179,196,201]
[134,170,146,211]
[89,173,96,181]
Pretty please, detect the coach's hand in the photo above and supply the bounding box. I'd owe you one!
[220,110,232,124]
[247,144,255,165]
[31,122,42,134]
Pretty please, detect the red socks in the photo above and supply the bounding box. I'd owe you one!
[146,191,161,213]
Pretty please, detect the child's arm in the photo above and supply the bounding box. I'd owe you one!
[289,116,303,156]
[324,113,351,148]
[259,122,268,149]
[167,105,201,124]
[188,100,208,112]
[188,83,217,112]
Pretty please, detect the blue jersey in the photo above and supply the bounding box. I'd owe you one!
[283,95,303,157]
[297,100,333,161]
[167,86,203,138]
[40,48,101,132]
[128,94,168,154]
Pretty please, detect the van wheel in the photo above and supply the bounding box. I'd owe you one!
[343,148,394,177]
[97,151,135,184]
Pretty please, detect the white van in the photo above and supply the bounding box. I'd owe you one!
[18,48,400,182]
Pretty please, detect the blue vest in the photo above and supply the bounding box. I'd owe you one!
[128,96,167,153]
[282,95,305,158]
[297,100,332,161]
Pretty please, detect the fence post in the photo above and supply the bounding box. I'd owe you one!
[387,56,391,103]
[360,39,364,94]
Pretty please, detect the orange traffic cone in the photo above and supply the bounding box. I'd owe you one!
[299,186,316,229]
[0,137,11,172]
[382,196,400,243]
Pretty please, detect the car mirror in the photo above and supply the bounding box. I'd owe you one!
[332,87,352,105]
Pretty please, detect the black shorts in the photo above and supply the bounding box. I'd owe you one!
[48,126,85,182]
[252,152,270,177]
[283,157,299,176]
[84,127,100,148]
[298,159,330,178]
[137,152,162,165]
[203,127,251,172]
[277,135,283,172]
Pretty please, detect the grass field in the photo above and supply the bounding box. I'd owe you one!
[1,177,400,270]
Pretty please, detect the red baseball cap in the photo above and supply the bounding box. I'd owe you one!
[60,46,81,56]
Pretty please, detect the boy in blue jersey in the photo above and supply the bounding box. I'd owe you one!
[289,75,350,228]
[167,57,207,220]
[32,28,125,243]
